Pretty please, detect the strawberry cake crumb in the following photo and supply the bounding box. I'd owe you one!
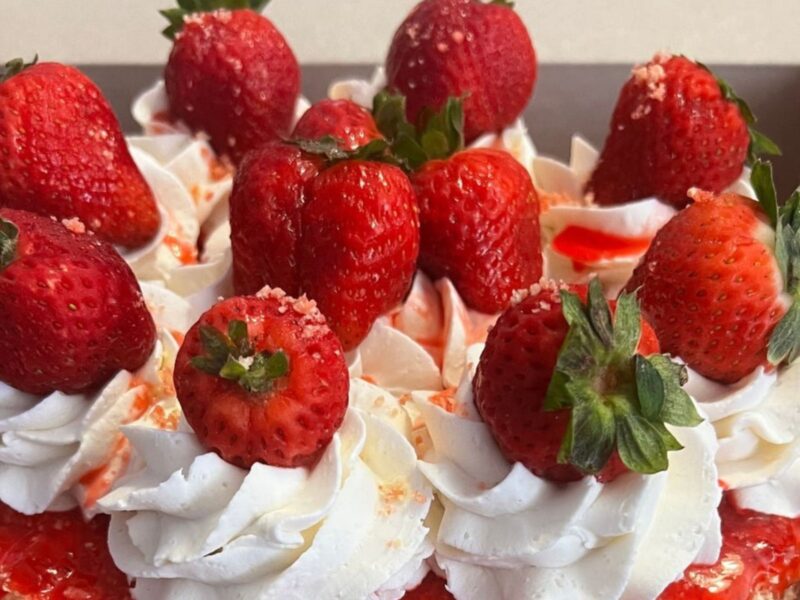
[61,217,86,234]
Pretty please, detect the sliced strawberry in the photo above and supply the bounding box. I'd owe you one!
[0,209,156,395]
[0,59,160,248]
[293,99,383,150]
[386,0,536,142]
[0,503,132,599]
[162,1,299,164]
[474,279,700,483]
[174,289,349,468]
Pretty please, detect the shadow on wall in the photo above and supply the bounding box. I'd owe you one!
[86,63,800,198]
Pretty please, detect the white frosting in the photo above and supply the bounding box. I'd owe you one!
[414,343,722,600]
[0,283,193,515]
[328,67,537,176]
[99,383,433,600]
[535,136,755,297]
[687,360,800,517]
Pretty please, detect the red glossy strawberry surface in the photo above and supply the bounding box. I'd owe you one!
[164,9,300,163]
[413,148,541,314]
[628,190,788,384]
[0,62,160,248]
[0,209,156,395]
[299,160,420,350]
[293,99,383,150]
[473,281,670,483]
[586,54,750,208]
[660,494,800,599]
[230,143,321,296]
[386,0,536,142]
[174,290,349,469]
[404,573,455,599]
[0,503,132,599]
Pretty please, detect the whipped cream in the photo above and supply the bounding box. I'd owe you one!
[99,380,433,600]
[535,136,755,296]
[413,343,722,600]
[687,360,800,517]
[0,284,192,516]
[329,67,537,175]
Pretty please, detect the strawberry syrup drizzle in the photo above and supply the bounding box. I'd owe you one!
[551,225,652,267]
[163,233,199,265]
[660,493,800,599]
[0,503,132,599]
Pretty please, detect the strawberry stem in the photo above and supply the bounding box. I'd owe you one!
[160,0,271,39]
[0,217,18,270]
[190,320,288,393]
[1,55,37,84]
[545,278,701,476]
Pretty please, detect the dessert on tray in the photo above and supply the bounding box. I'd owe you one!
[0,0,798,598]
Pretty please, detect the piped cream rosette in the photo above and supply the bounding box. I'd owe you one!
[535,135,756,296]
[0,284,192,516]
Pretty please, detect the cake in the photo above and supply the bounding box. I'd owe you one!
[0,1,798,599]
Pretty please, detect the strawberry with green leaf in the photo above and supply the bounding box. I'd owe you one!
[161,0,299,164]
[587,54,780,208]
[474,279,702,482]
[374,92,542,313]
[174,290,349,469]
[628,160,799,383]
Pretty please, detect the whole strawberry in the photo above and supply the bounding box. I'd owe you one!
[230,139,420,351]
[385,0,536,142]
[0,59,160,248]
[474,279,701,483]
[627,162,800,383]
[230,142,321,296]
[0,209,157,395]
[293,99,383,150]
[162,0,300,163]
[173,289,349,469]
[587,53,779,208]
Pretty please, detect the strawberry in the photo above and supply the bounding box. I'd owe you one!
[0,504,132,599]
[162,0,300,164]
[173,289,349,468]
[0,209,157,396]
[230,142,321,296]
[0,59,160,249]
[372,93,542,314]
[230,139,420,351]
[586,53,780,208]
[404,573,455,600]
[473,279,701,483]
[385,0,536,142]
[627,161,800,384]
[293,99,383,150]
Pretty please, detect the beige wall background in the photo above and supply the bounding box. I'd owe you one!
[3,0,800,65]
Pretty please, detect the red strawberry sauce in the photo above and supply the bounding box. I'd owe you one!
[551,225,652,269]
[0,503,132,599]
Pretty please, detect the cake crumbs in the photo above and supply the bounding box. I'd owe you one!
[632,61,667,102]
[61,217,87,234]
[378,479,410,516]
[386,539,403,550]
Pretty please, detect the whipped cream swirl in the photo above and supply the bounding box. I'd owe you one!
[536,136,755,296]
[687,360,800,518]
[329,67,537,176]
[99,380,433,600]
[413,343,722,600]
[0,284,192,515]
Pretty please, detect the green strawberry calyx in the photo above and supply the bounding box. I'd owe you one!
[0,218,19,270]
[751,160,800,366]
[490,0,516,7]
[697,62,781,164]
[160,0,271,39]
[1,55,38,84]
[190,319,288,394]
[544,279,703,476]
[292,136,403,167]
[373,91,466,172]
